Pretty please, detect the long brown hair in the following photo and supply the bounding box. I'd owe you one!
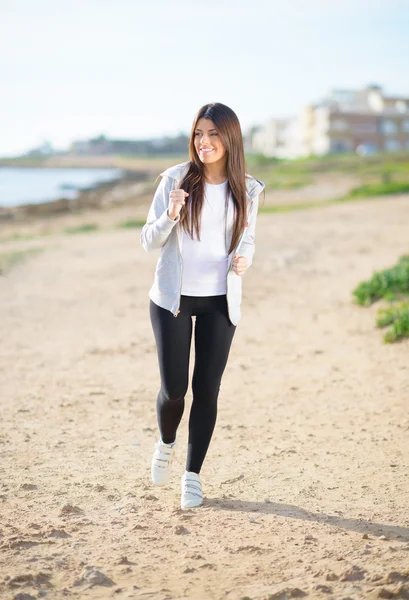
[179,103,247,255]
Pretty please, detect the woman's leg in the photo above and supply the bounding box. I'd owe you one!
[187,296,236,473]
[149,299,193,444]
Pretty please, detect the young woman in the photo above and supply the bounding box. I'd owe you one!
[141,102,264,509]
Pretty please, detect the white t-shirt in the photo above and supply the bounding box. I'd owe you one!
[181,181,235,296]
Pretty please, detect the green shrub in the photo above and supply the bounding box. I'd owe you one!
[352,256,409,306]
[64,224,99,234]
[376,303,409,343]
[246,153,281,168]
[353,256,409,343]
[117,219,145,229]
[348,181,409,198]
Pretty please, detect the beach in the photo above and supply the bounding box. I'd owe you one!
[1,188,409,599]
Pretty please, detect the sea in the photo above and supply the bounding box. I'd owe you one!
[0,167,123,208]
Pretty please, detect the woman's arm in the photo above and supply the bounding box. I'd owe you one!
[140,176,180,252]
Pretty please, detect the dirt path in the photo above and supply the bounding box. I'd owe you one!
[1,194,409,600]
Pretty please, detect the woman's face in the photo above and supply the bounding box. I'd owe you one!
[194,118,227,166]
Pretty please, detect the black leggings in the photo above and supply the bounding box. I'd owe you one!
[149,295,236,474]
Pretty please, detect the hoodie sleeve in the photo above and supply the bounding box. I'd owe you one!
[237,194,259,267]
[140,176,180,252]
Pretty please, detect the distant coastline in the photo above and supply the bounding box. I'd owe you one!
[0,154,188,222]
[0,165,153,222]
[0,156,124,169]
[0,153,188,170]
[0,166,126,208]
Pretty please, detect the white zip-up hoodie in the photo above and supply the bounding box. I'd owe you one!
[140,161,265,325]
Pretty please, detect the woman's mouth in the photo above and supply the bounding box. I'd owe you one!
[200,148,215,154]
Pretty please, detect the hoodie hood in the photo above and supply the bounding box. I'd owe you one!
[160,161,265,201]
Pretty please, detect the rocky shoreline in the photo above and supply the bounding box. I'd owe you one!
[0,169,154,222]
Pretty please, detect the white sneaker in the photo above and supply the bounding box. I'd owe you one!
[181,471,203,509]
[151,439,176,486]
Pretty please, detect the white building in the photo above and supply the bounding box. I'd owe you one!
[250,85,409,158]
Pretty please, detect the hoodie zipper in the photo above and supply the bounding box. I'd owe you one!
[226,198,254,323]
[173,178,183,317]
[173,225,183,317]
[232,198,254,263]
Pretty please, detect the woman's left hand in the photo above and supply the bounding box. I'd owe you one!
[232,254,249,276]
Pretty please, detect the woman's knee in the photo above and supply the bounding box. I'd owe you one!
[191,380,221,405]
[159,385,188,406]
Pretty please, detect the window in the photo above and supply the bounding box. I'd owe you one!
[331,119,348,131]
[402,119,409,133]
[385,139,401,152]
[381,120,398,135]
[354,122,377,134]
[356,142,378,156]
[396,100,409,113]
[330,139,352,153]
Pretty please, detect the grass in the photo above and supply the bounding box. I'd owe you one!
[262,174,313,190]
[247,151,409,192]
[260,200,332,214]
[259,184,409,214]
[376,302,409,343]
[117,219,146,229]
[0,232,41,243]
[353,255,409,343]
[0,156,48,166]
[347,181,409,198]
[352,255,409,307]
[0,220,143,245]
[63,224,99,234]
[0,247,44,275]
[0,220,146,246]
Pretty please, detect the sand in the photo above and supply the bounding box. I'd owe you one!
[0,192,408,600]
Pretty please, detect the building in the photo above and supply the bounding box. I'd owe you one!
[251,85,409,158]
[251,119,292,158]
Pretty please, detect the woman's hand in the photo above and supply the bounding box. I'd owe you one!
[168,189,189,220]
[232,254,249,276]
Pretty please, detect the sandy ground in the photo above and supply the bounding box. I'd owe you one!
[1,192,409,600]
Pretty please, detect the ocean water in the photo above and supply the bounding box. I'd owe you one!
[0,167,123,208]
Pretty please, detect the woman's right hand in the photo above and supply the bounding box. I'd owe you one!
[168,189,189,220]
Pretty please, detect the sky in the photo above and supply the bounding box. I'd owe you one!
[1,0,409,157]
